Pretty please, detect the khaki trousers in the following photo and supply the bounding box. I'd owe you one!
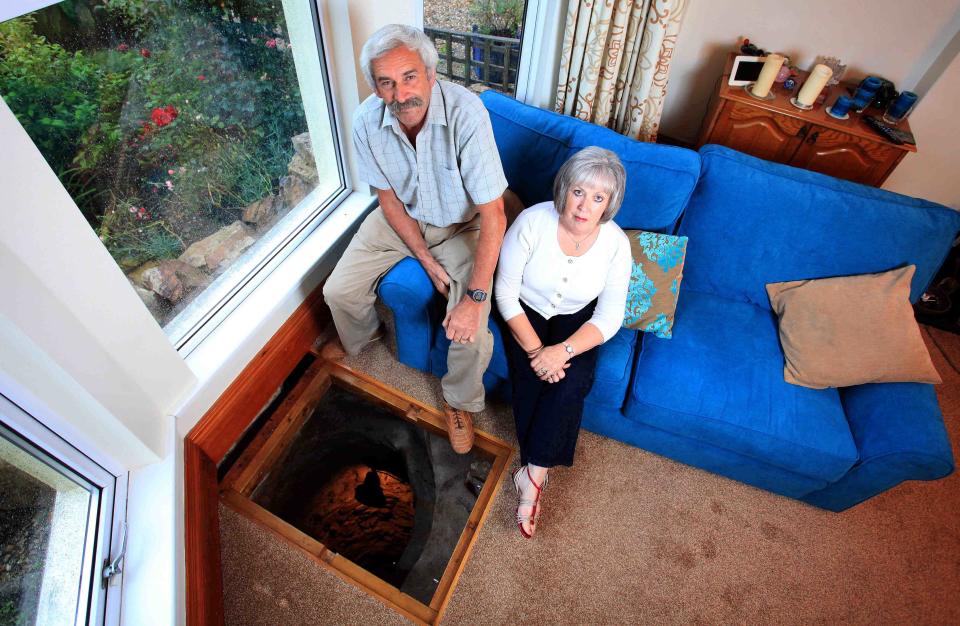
[323,208,493,412]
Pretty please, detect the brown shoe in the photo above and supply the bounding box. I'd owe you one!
[442,402,476,454]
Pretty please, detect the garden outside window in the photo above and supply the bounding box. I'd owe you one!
[0,0,344,350]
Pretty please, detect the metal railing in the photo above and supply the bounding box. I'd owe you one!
[424,26,521,94]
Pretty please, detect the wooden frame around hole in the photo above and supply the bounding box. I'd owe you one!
[219,358,512,626]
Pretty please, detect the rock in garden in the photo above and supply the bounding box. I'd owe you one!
[140,259,211,304]
[288,132,318,185]
[292,132,314,165]
[140,263,184,303]
[287,153,318,185]
[179,221,255,272]
[242,194,280,227]
[280,174,312,210]
[127,260,160,289]
[130,280,166,319]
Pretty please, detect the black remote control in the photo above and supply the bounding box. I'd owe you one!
[863,115,916,146]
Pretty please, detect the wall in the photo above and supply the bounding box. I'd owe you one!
[0,97,197,467]
[348,0,419,102]
[881,47,960,207]
[661,0,960,145]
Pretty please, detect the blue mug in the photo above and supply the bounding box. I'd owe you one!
[852,76,882,112]
[883,91,918,124]
[828,95,854,118]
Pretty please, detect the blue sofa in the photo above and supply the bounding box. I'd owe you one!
[377,90,960,511]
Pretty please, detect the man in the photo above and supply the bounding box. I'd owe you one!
[322,24,507,454]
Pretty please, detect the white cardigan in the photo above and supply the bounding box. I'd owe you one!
[494,202,632,341]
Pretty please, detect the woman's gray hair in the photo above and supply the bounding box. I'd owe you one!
[360,24,439,90]
[553,146,627,223]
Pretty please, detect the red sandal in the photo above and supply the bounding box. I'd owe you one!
[513,465,547,538]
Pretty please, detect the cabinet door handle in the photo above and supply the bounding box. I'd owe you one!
[796,125,809,139]
[806,131,820,144]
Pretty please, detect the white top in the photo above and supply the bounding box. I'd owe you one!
[495,202,632,341]
[352,80,508,227]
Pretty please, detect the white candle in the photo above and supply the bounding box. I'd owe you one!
[750,54,784,98]
[796,64,833,106]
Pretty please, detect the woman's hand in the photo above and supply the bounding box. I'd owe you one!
[529,344,571,383]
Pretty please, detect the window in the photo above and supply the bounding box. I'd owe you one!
[422,0,530,96]
[0,394,125,626]
[0,0,344,351]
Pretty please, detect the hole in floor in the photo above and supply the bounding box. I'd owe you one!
[245,380,498,605]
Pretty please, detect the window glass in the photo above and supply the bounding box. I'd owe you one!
[0,0,342,345]
[0,424,98,626]
[423,0,529,96]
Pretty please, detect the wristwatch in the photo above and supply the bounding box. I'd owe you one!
[465,288,487,303]
[563,342,575,357]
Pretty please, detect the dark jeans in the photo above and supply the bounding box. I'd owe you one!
[504,300,599,468]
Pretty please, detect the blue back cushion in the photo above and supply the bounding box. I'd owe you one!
[681,145,960,307]
[480,90,700,233]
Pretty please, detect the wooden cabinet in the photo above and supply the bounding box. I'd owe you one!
[697,54,916,187]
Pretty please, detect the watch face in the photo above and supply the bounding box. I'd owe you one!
[469,289,487,302]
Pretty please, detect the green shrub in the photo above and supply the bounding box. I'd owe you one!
[2,2,306,269]
[470,0,525,37]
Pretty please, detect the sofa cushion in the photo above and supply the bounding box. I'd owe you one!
[585,327,638,410]
[766,265,941,388]
[480,90,700,233]
[622,230,688,338]
[625,289,859,482]
[681,145,960,309]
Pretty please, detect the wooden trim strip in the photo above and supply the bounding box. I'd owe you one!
[184,441,224,626]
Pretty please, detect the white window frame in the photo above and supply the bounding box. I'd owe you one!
[514,0,566,110]
[168,0,351,355]
[0,393,128,626]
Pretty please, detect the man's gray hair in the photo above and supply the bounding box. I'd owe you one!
[553,146,627,223]
[360,24,439,90]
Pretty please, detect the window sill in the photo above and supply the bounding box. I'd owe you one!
[175,190,375,436]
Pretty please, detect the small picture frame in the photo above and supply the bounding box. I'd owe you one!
[728,55,769,87]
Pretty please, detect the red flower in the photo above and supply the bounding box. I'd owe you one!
[140,121,153,136]
[140,48,151,58]
[196,74,206,81]
[150,105,178,127]
[117,43,129,52]
[265,38,277,48]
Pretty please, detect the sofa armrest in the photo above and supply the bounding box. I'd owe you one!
[801,382,954,511]
[377,257,441,372]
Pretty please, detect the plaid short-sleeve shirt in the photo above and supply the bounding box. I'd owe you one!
[352,80,508,227]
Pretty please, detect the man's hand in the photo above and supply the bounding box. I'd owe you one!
[443,297,482,343]
[421,256,451,298]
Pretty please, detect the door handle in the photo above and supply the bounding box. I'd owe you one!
[806,131,820,144]
[796,125,809,139]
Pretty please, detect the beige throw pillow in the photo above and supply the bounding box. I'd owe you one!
[766,266,941,389]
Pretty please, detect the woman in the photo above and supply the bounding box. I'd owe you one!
[495,146,632,538]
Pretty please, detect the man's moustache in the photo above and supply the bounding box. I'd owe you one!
[389,98,423,114]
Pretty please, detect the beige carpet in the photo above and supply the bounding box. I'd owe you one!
[220,326,960,625]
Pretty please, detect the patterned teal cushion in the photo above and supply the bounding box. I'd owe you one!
[622,230,688,338]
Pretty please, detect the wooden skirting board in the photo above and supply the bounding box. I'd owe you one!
[184,283,513,625]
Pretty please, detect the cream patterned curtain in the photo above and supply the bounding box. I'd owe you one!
[555,0,687,142]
